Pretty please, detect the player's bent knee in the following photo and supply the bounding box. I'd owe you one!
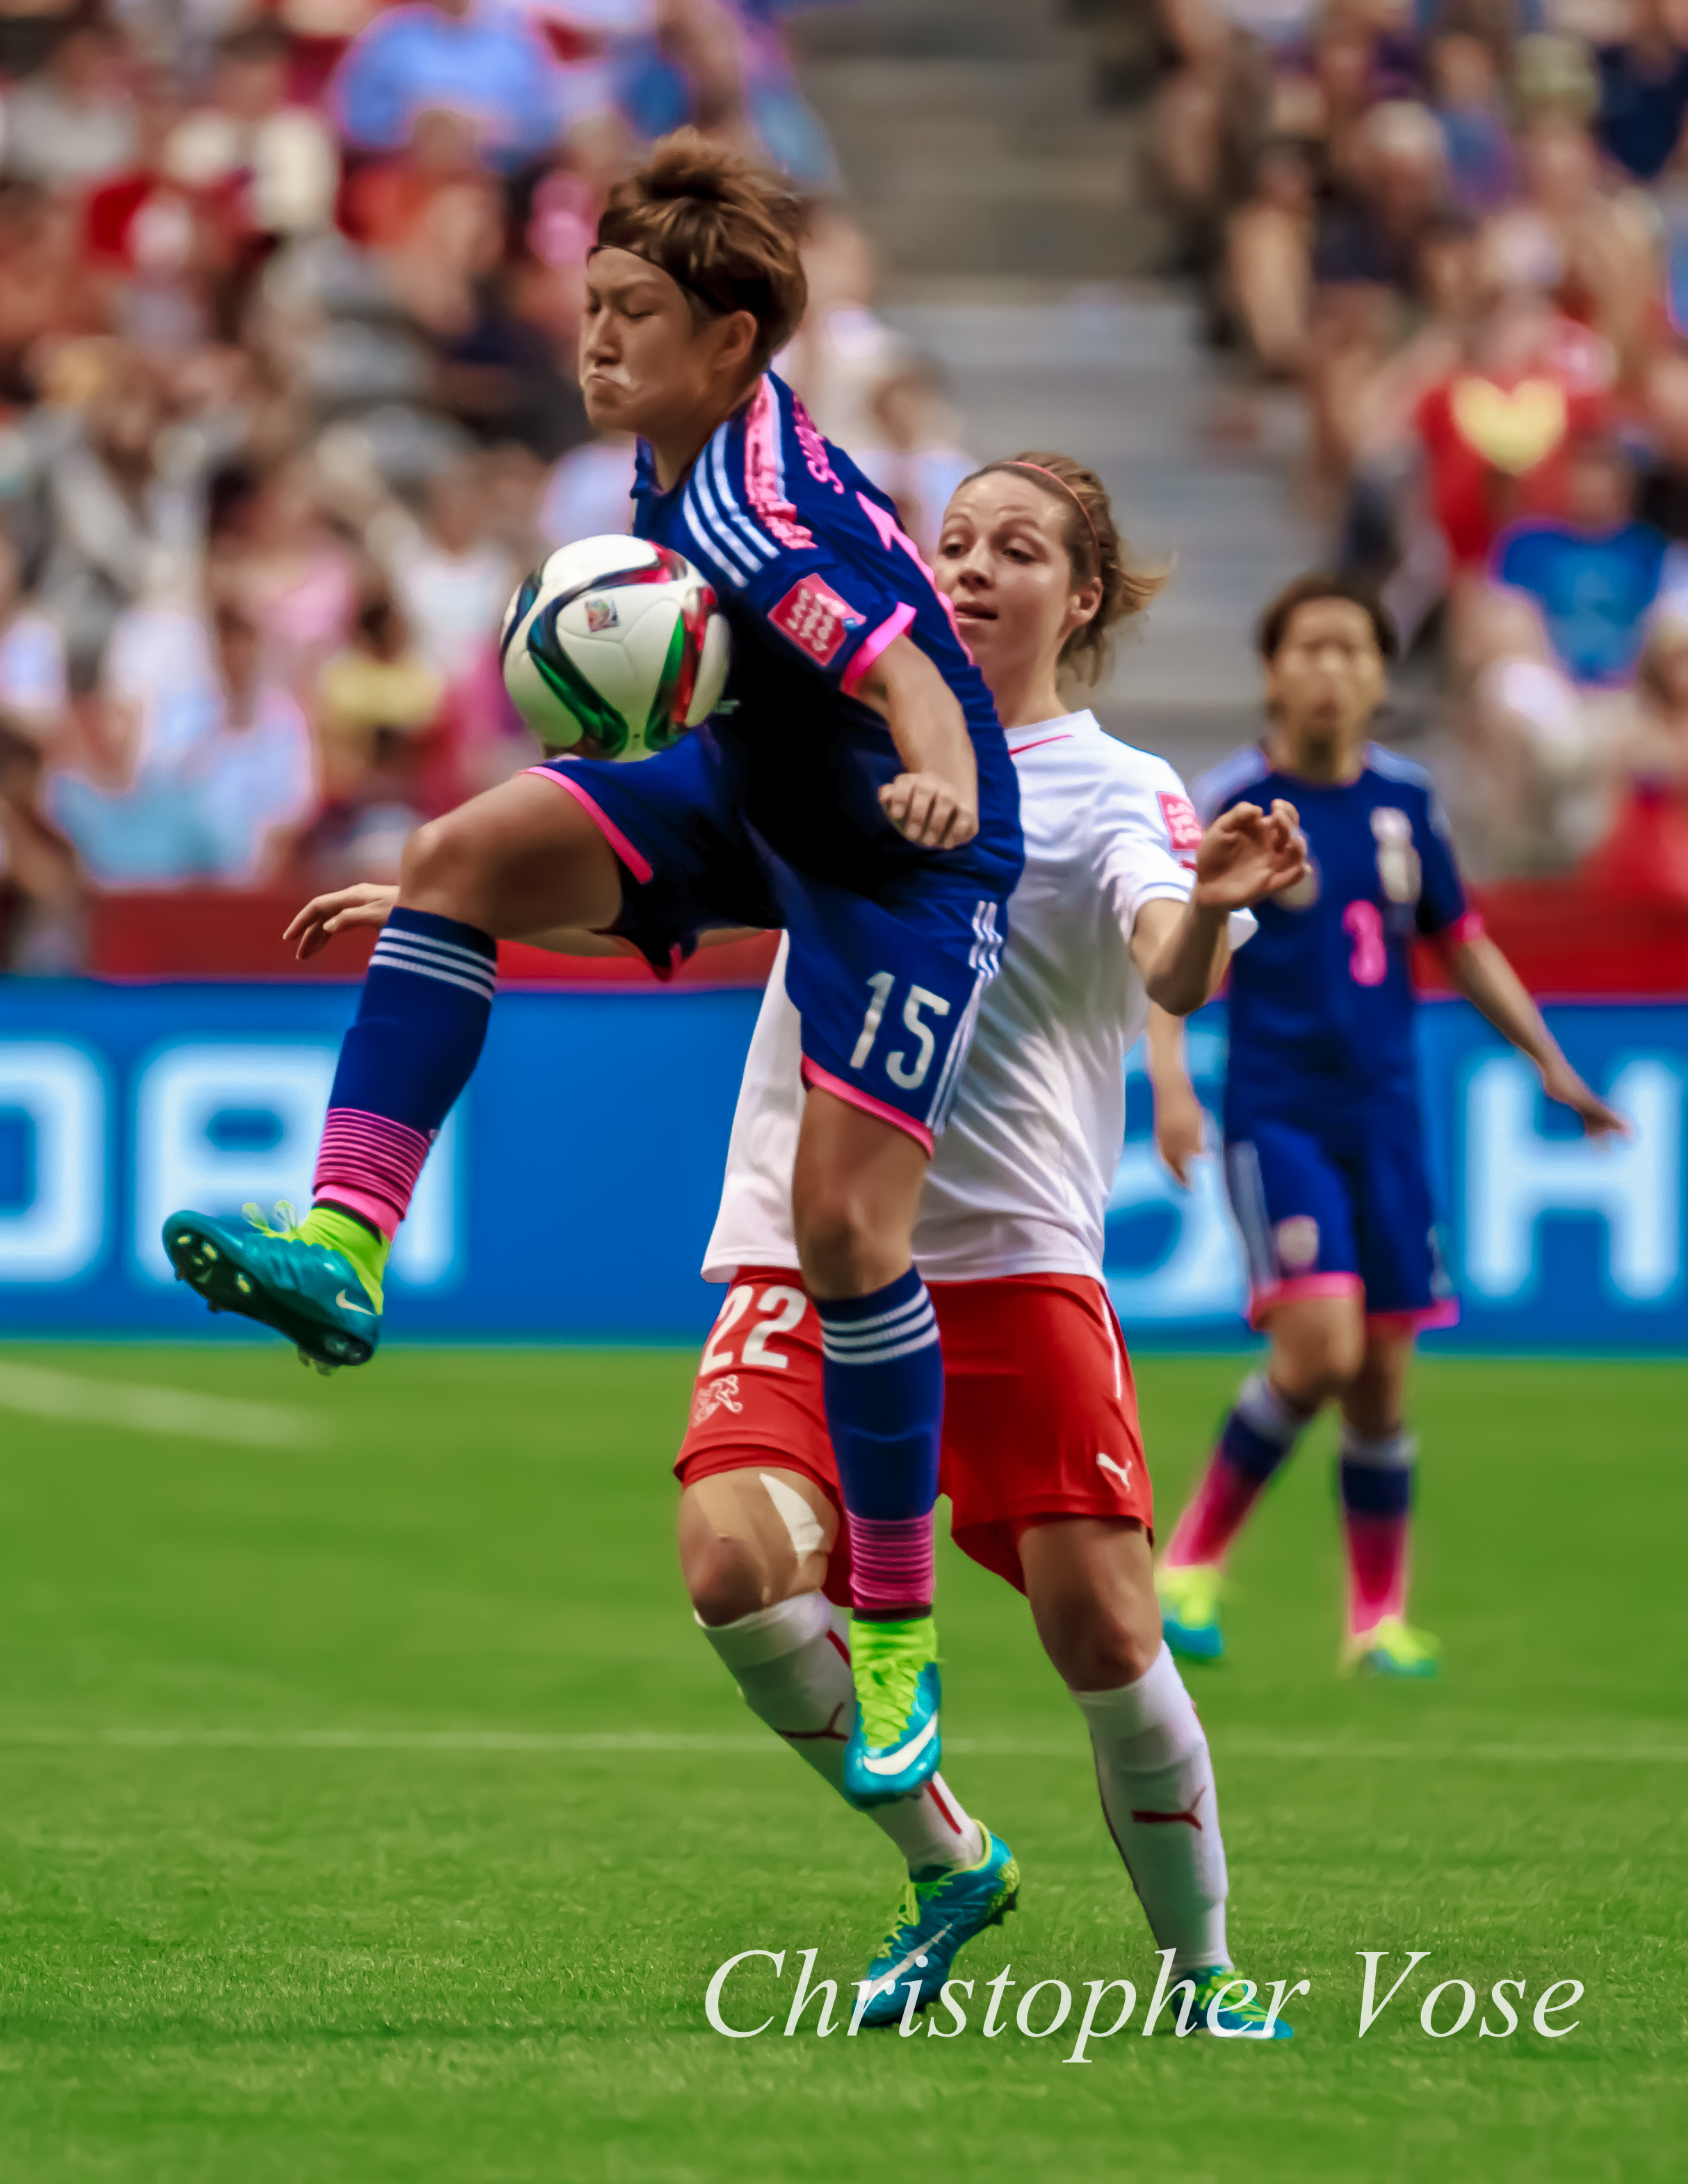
[400,811,489,917]
[1274,1321,1366,1405]
[1082,1586,1166,1686]
[793,1194,878,1296]
[679,1509,793,1627]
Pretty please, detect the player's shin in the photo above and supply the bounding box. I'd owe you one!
[813,1271,946,1794]
[696,1595,981,1869]
[1340,1427,1415,1631]
[813,1268,943,1621]
[1164,1371,1312,1569]
[1071,1644,1229,1975]
[311,908,498,1264]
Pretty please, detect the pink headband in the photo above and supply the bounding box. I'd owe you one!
[1001,461,1101,569]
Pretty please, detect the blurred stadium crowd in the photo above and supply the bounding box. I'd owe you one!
[1144,0,1688,895]
[0,0,978,969]
[7,0,1688,975]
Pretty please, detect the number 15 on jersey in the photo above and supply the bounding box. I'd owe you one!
[849,970,951,1092]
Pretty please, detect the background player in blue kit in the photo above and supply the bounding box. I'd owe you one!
[163,133,1025,1794]
[1154,576,1627,1678]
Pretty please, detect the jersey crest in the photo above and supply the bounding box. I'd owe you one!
[770,575,866,667]
[1159,790,1203,863]
[1370,806,1422,904]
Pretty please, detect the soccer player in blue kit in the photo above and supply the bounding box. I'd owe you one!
[1154,576,1626,1676]
[162,133,1025,1793]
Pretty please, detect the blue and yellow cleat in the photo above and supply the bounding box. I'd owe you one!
[1156,1560,1225,1663]
[1176,1965,1297,2039]
[855,1828,1020,2028]
[842,1616,941,1808]
[162,1202,388,1373]
[1342,1615,1440,1679]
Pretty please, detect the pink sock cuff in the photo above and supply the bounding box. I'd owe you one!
[313,1185,402,1241]
[314,1107,432,1234]
[846,1514,935,1613]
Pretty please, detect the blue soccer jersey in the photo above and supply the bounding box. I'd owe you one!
[532,373,1021,1147]
[629,370,1021,902]
[1196,742,1470,1327]
[1196,742,1475,1125]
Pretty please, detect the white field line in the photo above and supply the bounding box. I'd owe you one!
[0,1363,316,1449]
[0,1727,1683,1763]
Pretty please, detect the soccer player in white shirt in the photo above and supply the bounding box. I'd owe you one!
[674,454,1309,2034]
[291,453,1308,2035]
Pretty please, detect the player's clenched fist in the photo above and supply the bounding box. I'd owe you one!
[879,771,980,850]
[1192,798,1308,910]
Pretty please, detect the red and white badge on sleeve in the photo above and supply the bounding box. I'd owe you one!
[1159,790,1204,866]
[770,576,865,669]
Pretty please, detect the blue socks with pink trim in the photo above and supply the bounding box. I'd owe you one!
[1164,1371,1313,1569]
[814,1266,943,1617]
[314,906,496,1235]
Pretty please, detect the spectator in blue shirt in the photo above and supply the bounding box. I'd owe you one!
[331,0,610,172]
[1596,0,1688,181]
[1491,435,1674,688]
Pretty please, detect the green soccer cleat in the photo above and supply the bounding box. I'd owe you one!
[1157,1560,1225,1663]
[1342,1615,1440,1679]
[854,1828,1020,2028]
[1172,1965,1297,2039]
[162,1202,389,1371]
[842,1615,941,1808]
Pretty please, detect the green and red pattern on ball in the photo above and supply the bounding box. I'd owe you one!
[515,546,712,758]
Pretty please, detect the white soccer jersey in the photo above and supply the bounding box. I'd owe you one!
[704,710,1252,1285]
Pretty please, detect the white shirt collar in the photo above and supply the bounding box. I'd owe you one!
[1004,708,1095,754]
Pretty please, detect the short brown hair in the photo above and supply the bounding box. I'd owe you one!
[963,451,1169,685]
[595,131,807,367]
[1258,573,1398,661]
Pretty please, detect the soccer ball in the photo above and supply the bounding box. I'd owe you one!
[499,536,731,760]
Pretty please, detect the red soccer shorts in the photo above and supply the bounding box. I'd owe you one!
[674,1268,1153,1596]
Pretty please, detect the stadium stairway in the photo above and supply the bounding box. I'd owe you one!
[791,2,1322,779]
[887,291,1321,776]
[788,0,1158,283]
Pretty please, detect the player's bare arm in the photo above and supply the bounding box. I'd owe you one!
[1146,1004,1206,1188]
[1133,799,1308,1016]
[1439,932,1630,1138]
[286,883,672,963]
[856,633,980,849]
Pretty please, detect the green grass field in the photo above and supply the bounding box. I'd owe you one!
[0,1342,1682,2183]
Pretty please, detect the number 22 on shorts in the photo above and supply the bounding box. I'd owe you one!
[700,1285,808,1376]
[849,971,952,1091]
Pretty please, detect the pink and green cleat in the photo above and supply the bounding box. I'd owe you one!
[1342,1615,1441,1679]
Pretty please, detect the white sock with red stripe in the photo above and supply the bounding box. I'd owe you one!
[699,1593,984,1872]
[1070,1644,1229,1972]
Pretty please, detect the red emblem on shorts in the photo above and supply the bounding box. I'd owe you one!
[770,576,864,668]
[1158,792,1203,861]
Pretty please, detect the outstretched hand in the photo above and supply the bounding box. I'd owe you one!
[1192,799,1308,911]
[285,882,399,961]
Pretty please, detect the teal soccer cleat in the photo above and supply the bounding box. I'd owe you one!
[1159,1966,1297,2039]
[842,1617,941,1808]
[1156,1561,1225,1663]
[855,1828,1021,2028]
[162,1203,387,1371]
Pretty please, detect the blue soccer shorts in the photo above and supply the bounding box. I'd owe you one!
[530,737,1007,1152]
[1223,1103,1459,1333]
